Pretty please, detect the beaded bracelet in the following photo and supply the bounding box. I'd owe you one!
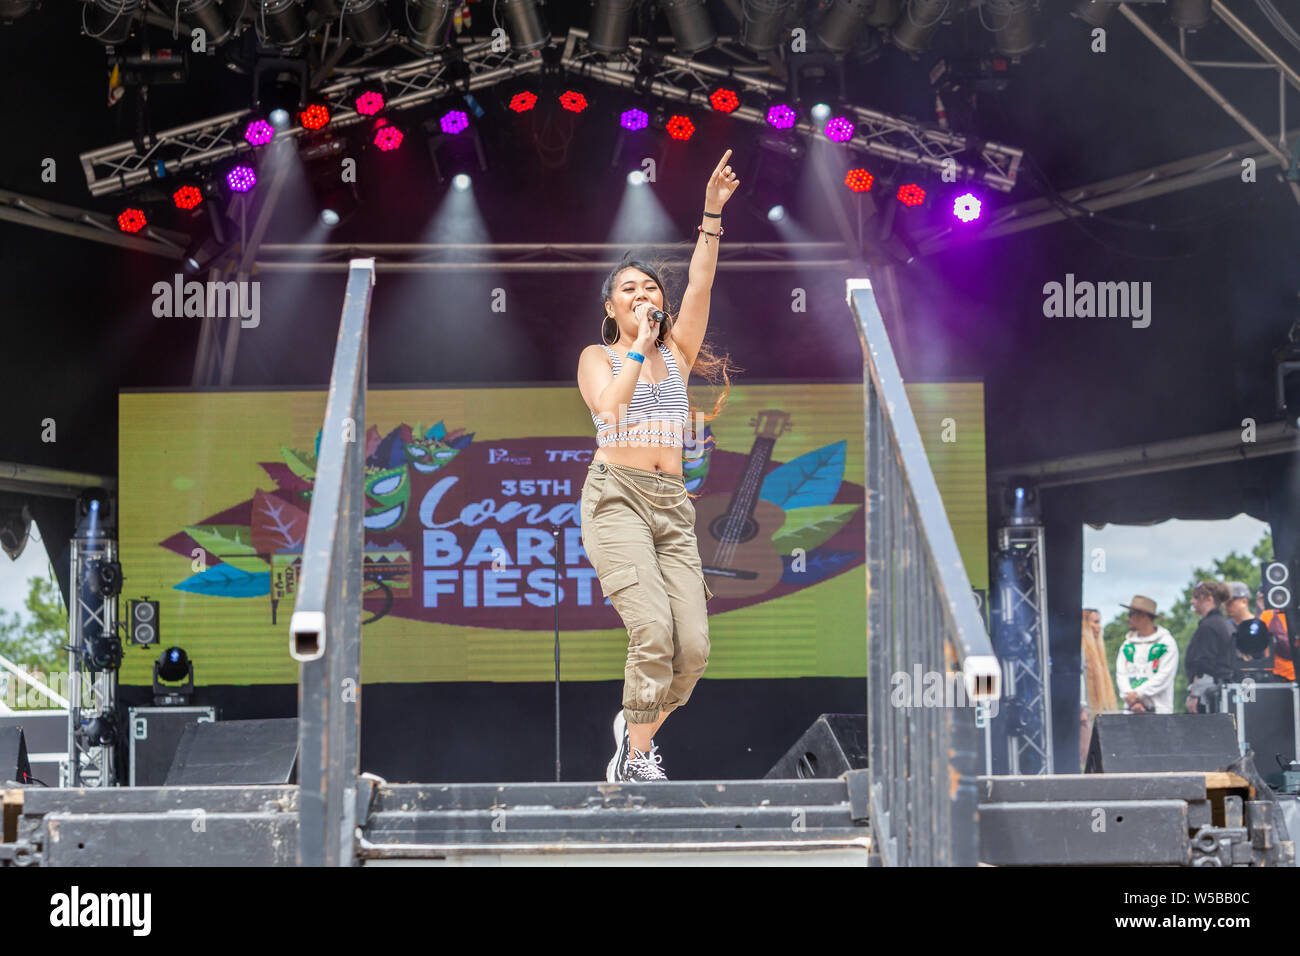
[626,350,645,363]
[697,225,724,238]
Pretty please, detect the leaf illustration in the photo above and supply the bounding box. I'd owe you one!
[261,462,312,493]
[174,563,270,597]
[759,440,846,510]
[183,524,267,573]
[250,489,309,554]
[780,547,861,586]
[771,503,862,555]
[280,445,317,481]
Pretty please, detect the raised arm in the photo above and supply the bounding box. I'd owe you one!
[673,149,739,374]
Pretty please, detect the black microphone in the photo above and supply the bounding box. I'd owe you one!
[635,303,667,324]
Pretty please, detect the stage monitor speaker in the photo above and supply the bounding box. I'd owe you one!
[164,718,299,786]
[765,714,868,779]
[0,727,32,785]
[1084,712,1240,773]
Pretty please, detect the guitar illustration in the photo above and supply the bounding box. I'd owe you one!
[694,409,792,599]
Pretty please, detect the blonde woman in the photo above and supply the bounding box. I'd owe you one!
[1080,607,1118,767]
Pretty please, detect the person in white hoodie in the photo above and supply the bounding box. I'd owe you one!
[1114,595,1179,714]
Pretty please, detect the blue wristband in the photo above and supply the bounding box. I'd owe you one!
[626,350,645,363]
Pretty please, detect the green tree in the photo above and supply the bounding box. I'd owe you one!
[0,567,69,710]
[1103,531,1273,713]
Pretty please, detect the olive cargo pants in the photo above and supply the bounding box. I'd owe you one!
[579,460,715,725]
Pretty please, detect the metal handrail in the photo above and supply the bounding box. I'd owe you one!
[289,259,375,867]
[847,279,1000,866]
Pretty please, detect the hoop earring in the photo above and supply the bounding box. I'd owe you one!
[601,315,616,346]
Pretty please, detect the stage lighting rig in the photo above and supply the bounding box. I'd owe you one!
[740,0,795,53]
[1001,477,1039,527]
[501,0,549,52]
[1170,0,1210,31]
[83,0,143,44]
[86,558,123,598]
[930,56,1011,97]
[0,504,31,561]
[589,0,637,53]
[255,0,308,49]
[982,0,1036,60]
[407,0,454,52]
[343,0,392,49]
[353,84,388,116]
[153,646,195,706]
[1070,0,1113,27]
[816,0,872,55]
[892,0,951,55]
[80,712,119,748]
[424,115,488,184]
[105,48,187,86]
[0,1,39,25]
[178,0,237,49]
[301,132,361,226]
[662,0,715,54]
[77,488,113,526]
[788,52,846,112]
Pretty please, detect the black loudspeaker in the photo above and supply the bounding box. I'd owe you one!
[129,599,160,646]
[0,727,32,785]
[1084,713,1240,773]
[765,714,868,779]
[164,718,300,785]
[1262,560,1293,611]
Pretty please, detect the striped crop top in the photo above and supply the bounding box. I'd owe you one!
[591,343,691,448]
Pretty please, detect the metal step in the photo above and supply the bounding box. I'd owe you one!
[356,776,873,862]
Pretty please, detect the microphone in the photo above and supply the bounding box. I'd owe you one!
[635,302,667,324]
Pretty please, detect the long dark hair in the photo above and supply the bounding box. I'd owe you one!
[599,255,738,448]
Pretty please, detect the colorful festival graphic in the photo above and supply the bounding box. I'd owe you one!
[119,385,984,685]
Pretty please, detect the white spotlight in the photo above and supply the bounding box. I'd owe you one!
[627,169,648,186]
[810,103,831,125]
[269,108,291,130]
[767,204,786,222]
[320,209,341,226]
[452,173,472,191]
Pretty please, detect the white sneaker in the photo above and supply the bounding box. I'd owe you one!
[606,710,629,783]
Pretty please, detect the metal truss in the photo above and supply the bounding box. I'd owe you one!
[253,240,854,272]
[561,28,1022,192]
[1120,0,1300,205]
[67,536,120,788]
[79,38,545,198]
[77,26,1023,199]
[915,128,1300,255]
[0,188,188,259]
[990,419,1300,488]
[989,525,1053,775]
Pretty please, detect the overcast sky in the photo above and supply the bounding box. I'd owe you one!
[1083,514,1271,623]
[0,522,59,628]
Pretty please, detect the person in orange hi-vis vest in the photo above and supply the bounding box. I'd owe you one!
[1256,588,1294,682]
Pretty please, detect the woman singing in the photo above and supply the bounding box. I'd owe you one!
[576,149,739,782]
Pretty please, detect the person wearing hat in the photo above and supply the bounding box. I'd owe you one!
[1114,595,1180,714]
[1184,581,1235,713]
[1224,581,1255,627]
